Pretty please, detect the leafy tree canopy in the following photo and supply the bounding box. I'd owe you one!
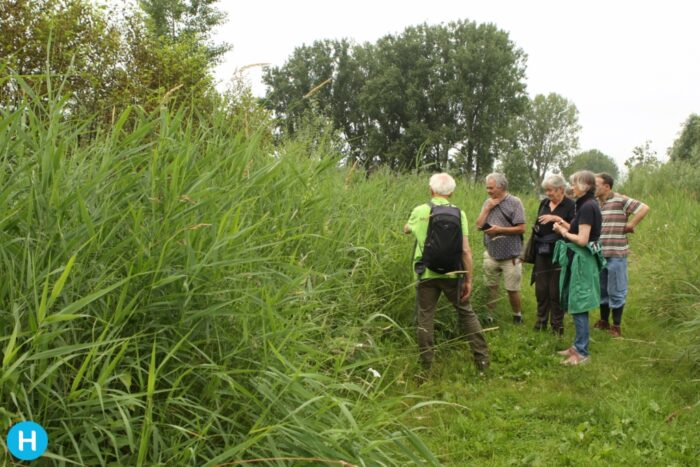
[0,0,121,111]
[263,20,528,177]
[139,0,229,60]
[0,0,228,122]
[669,113,700,162]
[625,140,661,173]
[563,149,619,180]
[501,93,580,192]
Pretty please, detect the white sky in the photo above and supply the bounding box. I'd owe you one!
[212,0,700,168]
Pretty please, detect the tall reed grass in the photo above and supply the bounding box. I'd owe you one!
[2,80,697,465]
[621,163,700,362]
[0,88,443,465]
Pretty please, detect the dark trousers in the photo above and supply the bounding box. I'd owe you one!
[534,253,564,333]
[416,278,489,369]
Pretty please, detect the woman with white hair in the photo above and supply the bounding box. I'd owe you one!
[530,174,576,334]
[552,170,605,365]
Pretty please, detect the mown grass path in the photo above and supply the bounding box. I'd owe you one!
[395,289,700,465]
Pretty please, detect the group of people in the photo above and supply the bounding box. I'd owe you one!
[404,170,648,371]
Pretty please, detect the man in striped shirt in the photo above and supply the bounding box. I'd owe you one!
[593,173,650,337]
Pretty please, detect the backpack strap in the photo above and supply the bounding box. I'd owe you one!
[412,202,436,274]
[495,194,518,226]
[494,194,524,240]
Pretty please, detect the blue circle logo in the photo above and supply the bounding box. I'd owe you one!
[6,421,48,461]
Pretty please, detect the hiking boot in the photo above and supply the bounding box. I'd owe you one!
[593,320,610,330]
[513,314,523,324]
[609,325,622,338]
[557,347,576,356]
[561,352,590,366]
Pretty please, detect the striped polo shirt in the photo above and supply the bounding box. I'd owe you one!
[599,193,643,258]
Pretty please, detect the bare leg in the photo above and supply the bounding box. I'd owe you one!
[486,285,499,322]
[507,290,522,314]
[508,290,522,323]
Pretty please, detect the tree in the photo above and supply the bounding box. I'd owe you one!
[0,0,122,114]
[625,140,661,172]
[138,0,229,61]
[263,20,528,175]
[0,0,225,122]
[563,149,619,179]
[359,24,457,171]
[669,114,700,162]
[497,150,534,193]
[513,93,580,189]
[118,9,217,112]
[263,40,355,133]
[119,0,229,113]
[445,21,528,178]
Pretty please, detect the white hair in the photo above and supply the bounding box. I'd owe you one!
[486,172,508,190]
[542,174,567,190]
[429,173,456,196]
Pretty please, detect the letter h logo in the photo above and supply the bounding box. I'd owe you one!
[18,429,37,452]
[7,421,48,461]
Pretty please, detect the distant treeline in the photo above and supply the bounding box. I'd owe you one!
[2,1,699,192]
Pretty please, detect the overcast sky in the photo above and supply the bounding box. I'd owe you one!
[212,0,699,168]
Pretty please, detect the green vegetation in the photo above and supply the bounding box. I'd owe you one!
[500,93,581,193]
[0,0,227,123]
[669,114,700,163]
[563,149,620,181]
[0,89,440,464]
[2,2,699,464]
[263,21,528,176]
[1,88,699,465]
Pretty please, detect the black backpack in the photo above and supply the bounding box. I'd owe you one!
[415,203,464,275]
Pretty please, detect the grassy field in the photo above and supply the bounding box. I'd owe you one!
[1,95,699,465]
[398,298,700,465]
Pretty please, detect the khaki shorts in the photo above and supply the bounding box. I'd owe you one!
[483,251,522,291]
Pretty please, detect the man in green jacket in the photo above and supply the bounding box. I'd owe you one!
[404,173,489,373]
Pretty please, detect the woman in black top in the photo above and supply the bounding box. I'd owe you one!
[531,174,576,334]
[553,170,603,365]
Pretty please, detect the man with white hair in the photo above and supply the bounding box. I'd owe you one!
[476,172,526,324]
[404,172,489,373]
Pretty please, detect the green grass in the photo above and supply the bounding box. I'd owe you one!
[0,87,698,465]
[397,312,700,465]
[391,172,700,465]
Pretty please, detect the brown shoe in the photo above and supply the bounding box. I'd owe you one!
[610,325,621,338]
[593,320,610,330]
